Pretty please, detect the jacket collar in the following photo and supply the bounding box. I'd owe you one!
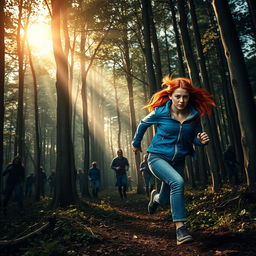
[166,100,199,122]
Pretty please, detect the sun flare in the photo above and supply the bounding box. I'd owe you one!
[27,23,52,54]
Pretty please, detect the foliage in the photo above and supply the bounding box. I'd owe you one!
[0,200,100,256]
[184,185,256,233]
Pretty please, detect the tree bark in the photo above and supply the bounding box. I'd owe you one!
[0,0,4,195]
[169,0,186,77]
[113,62,122,149]
[51,0,77,207]
[141,0,157,95]
[246,0,256,38]
[213,0,256,188]
[177,0,221,192]
[16,0,25,157]
[80,30,90,197]
[188,0,226,182]
[123,29,144,194]
[148,0,162,86]
[27,44,41,201]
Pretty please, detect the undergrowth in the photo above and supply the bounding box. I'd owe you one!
[1,186,256,255]
[184,185,256,233]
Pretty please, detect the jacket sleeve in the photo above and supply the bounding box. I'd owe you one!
[132,110,158,148]
[192,121,205,146]
[110,159,117,170]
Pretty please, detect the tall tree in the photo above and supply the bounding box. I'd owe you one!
[15,0,26,157]
[141,0,157,95]
[113,62,121,149]
[169,0,186,77]
[51,0,77,207]
[246,0,256,37]
[177,0,221,192]
[122,19,144,194]
[27,44,42,201]
[0,0,5,191]
[188,0,226,181]
[148,0,162,86]
[213,0,256,188]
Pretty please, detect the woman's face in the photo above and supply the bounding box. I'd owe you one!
[169,87,190,111]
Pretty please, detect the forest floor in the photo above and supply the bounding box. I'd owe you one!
[1,186,256,256]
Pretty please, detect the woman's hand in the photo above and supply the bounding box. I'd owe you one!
[132,146,142,154]
[197,132,210,144]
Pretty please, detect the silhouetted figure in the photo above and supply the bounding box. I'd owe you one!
[48,171,56,196]
[38,167,47,198]
[111,149,129,199]
[140,154,155,197]
[2,156,25,216]
[77,169,83,194]
[88,161,101,199]
[223,145,240,185]
[25,173,35,198]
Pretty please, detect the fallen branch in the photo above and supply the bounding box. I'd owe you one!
[216,195,240,209]
[0,217,55,246]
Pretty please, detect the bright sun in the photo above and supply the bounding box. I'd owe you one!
[27,23,52,54]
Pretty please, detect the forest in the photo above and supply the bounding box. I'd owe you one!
[0,0,256,255]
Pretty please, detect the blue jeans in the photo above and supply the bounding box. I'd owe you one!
[147,153,186,222]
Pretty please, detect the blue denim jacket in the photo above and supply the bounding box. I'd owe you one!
[132,100,205,161]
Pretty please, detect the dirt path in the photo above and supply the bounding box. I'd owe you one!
[82,192,256,256]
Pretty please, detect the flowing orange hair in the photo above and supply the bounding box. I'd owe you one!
[145,75,215,118]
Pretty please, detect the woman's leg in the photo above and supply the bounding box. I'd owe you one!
[148,155,186,223]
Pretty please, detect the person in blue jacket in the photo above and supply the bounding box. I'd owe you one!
[111,149,129,199]
[132,76,215,245]
[88,161,101,199]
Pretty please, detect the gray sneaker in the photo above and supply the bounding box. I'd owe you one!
[148,189,159,214]
[176,226,193,245]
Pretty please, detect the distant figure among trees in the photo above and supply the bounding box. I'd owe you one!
[77,169,84,194]
[111,149,129,200]
[140,153,155,197]
[88,161,101,199]
[132,76,215,245]
[38,167,47,198]
[48,171,56,196]
[25,173,35,198]
[2,156,25,216]
[223,145,240,185]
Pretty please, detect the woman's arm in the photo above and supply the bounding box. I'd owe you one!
[132,110,158,150]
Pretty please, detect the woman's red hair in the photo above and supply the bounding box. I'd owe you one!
[145,75,215,118]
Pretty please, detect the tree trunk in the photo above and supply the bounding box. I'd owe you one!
[123,30,144,194]
[113,63,121,149]
[51,0,77,207]
[177,0,221,192]
[148,0,162,86]
[188,0,226,182]
[213,0,256,188]
[80,31,90,197]
[0,0,4,196]
[16,0,25,157]
[206,3,245,175]
[141,0,157,95]
[246,0,256,38]
[169,0,186,77]
[27,44,41,201]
